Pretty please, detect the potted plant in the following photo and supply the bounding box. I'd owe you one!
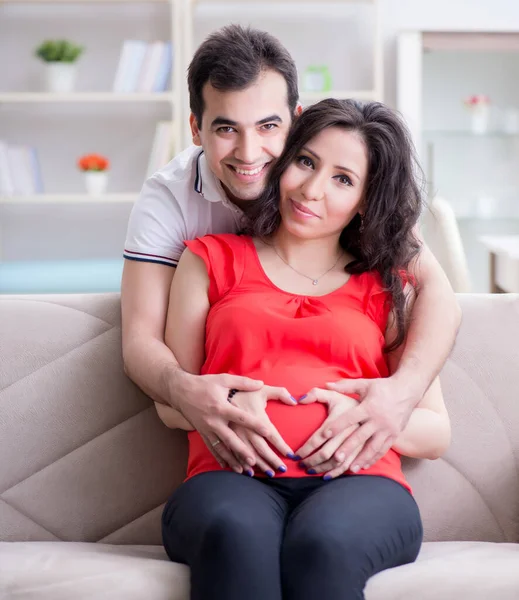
[78,154,110,195]
[35,39,84,93]
[463,94,491,135]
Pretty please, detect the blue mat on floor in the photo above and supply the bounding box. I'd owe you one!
[0,259,124,294]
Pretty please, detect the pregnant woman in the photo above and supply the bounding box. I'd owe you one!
[156,98,451,600]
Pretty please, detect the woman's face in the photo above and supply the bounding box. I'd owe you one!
[278,126,368,241]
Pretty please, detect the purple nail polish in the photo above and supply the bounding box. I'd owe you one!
[323,474,332,481]
[297,462,306,470]
[266,470,275,478]
[307,468,317,475]
[293,455,302,461]
[278,465,287,473]
[246,469,254,477]
[298,394,307,401]
[287,452,297,460]
[290,395,298,403]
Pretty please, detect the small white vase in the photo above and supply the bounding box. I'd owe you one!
[46,63,77,93]
[84,171,108,196]
[470,104,490,135]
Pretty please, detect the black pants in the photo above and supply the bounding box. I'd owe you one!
[162,471,423,600]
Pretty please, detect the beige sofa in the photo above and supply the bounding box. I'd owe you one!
[1,292,519,600]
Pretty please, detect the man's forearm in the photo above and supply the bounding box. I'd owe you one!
[393,279,461,402]
[123,334,186,408]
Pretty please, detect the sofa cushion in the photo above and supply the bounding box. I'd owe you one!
[0,542,188,600]
[0,294,188,546]
[0,541,518,600]
[367,541,519,600]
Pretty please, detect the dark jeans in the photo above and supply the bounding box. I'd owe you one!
[162,471,423,600]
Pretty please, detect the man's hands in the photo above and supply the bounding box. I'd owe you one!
[173,371,276,473]
[230,386,297,476]
[172,370,420,479]
[316,377,419,472]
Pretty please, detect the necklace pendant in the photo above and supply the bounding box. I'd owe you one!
[312,279,318,285]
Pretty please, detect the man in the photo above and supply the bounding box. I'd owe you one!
[121,24,461,475]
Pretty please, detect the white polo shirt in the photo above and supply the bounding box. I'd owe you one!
[124,145,245,267]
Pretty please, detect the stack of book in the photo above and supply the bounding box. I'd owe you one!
[113,40,173,93]
[0,142,43,196]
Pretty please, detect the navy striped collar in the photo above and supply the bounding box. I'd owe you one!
[194,150,204,195]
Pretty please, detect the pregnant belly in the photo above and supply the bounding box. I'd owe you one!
[186,400,329,480]
[265,400,328,454]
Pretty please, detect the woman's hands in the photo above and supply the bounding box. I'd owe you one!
[230,386,297,476]
[295,388,365,479]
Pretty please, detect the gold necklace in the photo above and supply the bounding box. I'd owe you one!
[263,240,344,286]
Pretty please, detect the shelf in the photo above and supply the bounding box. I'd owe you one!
[1,0,170,3]
[0,193,138,203]
[0,92,174,103]
[191,0,374,3]
[299,90,378,102]
[424,130,519,139]
[479,235,519,257]
[457,215,519,222]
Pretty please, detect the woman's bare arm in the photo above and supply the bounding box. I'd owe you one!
[153,248,210,431]
[386,284,451,459]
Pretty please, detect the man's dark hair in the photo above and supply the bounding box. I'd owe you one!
[188,24,299,126]
[244,98,425,352]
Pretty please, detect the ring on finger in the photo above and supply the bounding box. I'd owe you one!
[211,438,222,448]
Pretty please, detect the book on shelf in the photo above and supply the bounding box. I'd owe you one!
[146,121,175,179]
[0,141,43,196]
[113,40,173,94]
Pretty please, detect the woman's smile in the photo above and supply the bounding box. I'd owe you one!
[290,198,320,219]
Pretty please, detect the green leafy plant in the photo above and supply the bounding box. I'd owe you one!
[35,40,84,63]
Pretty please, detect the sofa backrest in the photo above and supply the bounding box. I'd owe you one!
[1,293,518,545]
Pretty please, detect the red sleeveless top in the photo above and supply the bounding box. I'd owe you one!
[184,233,410,493]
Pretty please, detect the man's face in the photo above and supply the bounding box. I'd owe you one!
[190,69,294,205]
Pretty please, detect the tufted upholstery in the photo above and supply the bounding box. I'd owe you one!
[0,293,187,545]
[1,292,519,599]
[406,292,519,544]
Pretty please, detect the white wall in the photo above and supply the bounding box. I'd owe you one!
[2,0,519,263]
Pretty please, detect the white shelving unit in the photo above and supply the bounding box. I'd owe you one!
[397,29,519,292]
[0,0,183,283]
[180,0,384,147]
[0,0,182,206]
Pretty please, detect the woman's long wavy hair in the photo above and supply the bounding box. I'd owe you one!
[244,98,424,351]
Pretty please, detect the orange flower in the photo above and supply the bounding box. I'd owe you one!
[77,153,110,171]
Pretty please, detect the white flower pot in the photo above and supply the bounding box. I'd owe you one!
[84,171,108,196]
[469,104,490,135]
[46,63,77,93]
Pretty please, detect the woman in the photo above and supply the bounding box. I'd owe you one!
[156,99,451,600]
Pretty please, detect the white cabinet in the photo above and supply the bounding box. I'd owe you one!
[397,30,519,292]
